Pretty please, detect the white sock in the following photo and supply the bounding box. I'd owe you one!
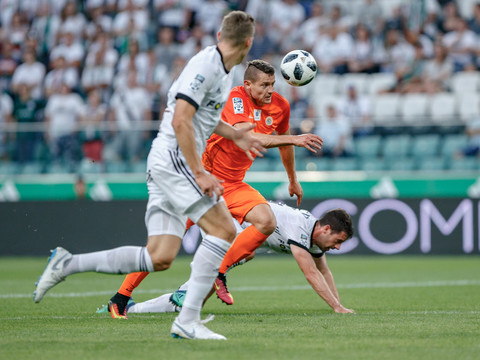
[128,294,178,313]
[177,235,231,324]
[63,246,154,276]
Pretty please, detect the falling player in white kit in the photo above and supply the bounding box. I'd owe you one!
[33,11,262,340]
[107,203,355,315]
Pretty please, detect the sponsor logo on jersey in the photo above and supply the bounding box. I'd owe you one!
[265,116,273,126]
[206,100,224,110]
[254,109,261,121]
[189,74,205,92]
[233,97,244,114]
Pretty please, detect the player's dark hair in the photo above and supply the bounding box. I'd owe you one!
[220,11,255,47]
[319,209,354,239]
[244,59,275,81]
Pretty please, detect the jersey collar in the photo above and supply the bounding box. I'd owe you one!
[216,46,229,74]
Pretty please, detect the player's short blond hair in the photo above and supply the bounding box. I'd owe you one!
[219,11,255,47]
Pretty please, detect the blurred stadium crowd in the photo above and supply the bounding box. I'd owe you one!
[0,0,480,175]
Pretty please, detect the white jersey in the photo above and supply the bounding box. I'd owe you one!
[153,45,234,158]
[236,202,324,258]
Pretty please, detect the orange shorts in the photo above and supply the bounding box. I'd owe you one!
[222,181,268,224]
[185,181,267,229]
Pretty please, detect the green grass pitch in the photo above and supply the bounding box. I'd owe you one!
[1,255,479,360]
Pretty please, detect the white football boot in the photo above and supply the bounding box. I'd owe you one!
[171,316,226,340]
[33,247,72,303]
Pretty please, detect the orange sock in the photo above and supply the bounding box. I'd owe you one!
[219,225,268,274]
[118,272,149,297]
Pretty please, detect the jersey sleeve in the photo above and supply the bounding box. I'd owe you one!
[174,59,216,110]
[221,88,251,126]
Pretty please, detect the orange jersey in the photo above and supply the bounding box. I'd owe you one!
[203,86,290,182]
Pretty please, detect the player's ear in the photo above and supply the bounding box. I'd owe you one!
[217,31,221,41]
[245,37,253,48]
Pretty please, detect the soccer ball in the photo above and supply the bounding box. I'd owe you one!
[280,50,317,86]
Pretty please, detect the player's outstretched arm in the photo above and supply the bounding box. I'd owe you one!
[291,246,354,314]
[214,120,266,160]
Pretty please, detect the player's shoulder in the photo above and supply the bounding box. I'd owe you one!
[271,92,290,108]
[186,46,223,75]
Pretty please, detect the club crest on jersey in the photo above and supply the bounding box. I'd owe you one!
[265,116,273,126]
[254,109,261,121]
[189,74,205,92]
[233,97,244,114]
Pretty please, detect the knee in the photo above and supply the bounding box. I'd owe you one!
[150,254,174,271]
[255,214,277,235]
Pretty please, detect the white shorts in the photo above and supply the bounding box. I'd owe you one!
[144,145,223,238]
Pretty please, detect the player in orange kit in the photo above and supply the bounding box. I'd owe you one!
[104,59,323,315]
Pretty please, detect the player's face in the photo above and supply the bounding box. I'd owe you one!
[314,225,348,252]
[246,72,275,106]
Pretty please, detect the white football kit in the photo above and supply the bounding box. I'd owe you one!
[236,202,324,257]
[145,46,234,238]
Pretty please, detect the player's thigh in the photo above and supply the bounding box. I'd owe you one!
[196,201,236,243]
[145,201,186,270]
[243,203,277,235]
[222,181,268,223]
[146,234,183,271]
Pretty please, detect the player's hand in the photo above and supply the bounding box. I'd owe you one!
[293,134,323,153]
[334,305,355,314]
[232,123,266,161]
[195,172,224,199]
[289,180,303,206]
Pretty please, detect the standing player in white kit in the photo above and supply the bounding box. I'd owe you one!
[33,11,262,340]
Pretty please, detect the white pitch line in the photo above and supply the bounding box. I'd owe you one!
[2,279,479,299]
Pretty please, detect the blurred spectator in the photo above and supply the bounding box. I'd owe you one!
[84,6,113,42]
[0,91,13,160]
[193,0,228,36]
[284,86,315,134]
[357,0,383,32]
[44,55,79,97]
[154,0,189,31]
[154,27,181,71]
[392,43,426,93]
[338,85,373,136]
[58,1,86,42]
[328,4,354,32]
[104,72,151,163]
[112,0,149,52]
[50,31,85,70]
[82,32,118,95]
[437,1,460,34]
[248,21,275,60]
[268,0,306,52]
[44,82,86,169]
[6,12,29,51]
[442,17,477,72]
[179,25,215,59]
[348,23,380,73]
[139,48,169,119]
[29,2,61,58]
[296,1,328,52]
[312,25,353,74]
[116,38,148,81]
[11,50,46,100]
[468,3,480,35]
[80,89,107,163]
[12,84,42,163]
[0,40,19,92]
[377,28,415,74]
[313,104,354,158]
[421,43,453,93]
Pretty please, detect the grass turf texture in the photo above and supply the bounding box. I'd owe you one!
[1,256,479,360]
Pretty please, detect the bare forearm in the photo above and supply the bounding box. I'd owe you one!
[305,271,342,310]
[279,145,296,181]
[322,270,340,302]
